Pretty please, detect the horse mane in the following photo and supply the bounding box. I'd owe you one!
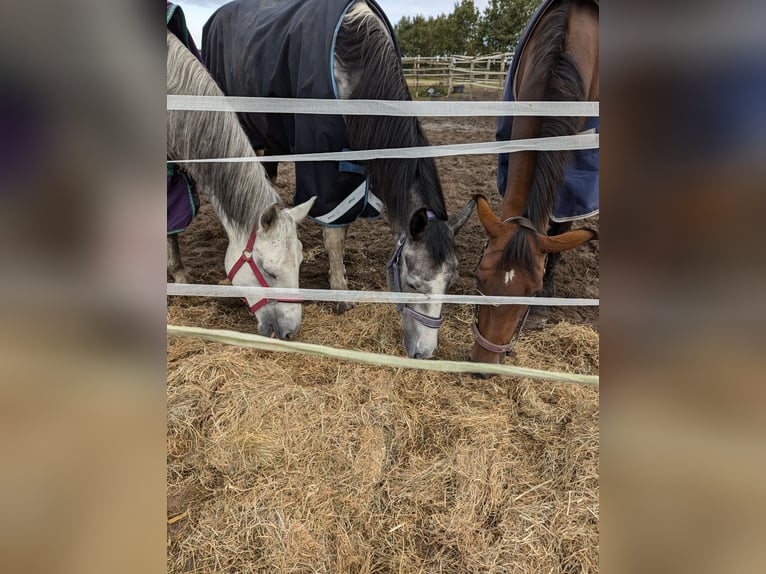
[502,0,585,273]
[166,31,280,233]
[524,0,585,232]
[336,1,450,263]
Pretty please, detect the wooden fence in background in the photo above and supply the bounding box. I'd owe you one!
[401,53,513,96]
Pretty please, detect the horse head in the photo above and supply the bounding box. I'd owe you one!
[388,199,475,359]
[225,197,315,340]
[469,195,597,367]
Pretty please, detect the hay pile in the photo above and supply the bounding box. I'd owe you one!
[167,300,599,573]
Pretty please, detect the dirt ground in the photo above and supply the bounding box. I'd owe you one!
[167,109,599,572]
[170,112,599,334]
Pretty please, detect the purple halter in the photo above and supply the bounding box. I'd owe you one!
[385,210,445,329]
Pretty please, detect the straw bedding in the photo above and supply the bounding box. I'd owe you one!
[167,307,598,573]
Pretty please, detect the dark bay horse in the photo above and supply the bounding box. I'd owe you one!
[167,27,315,340]
[470,0,599,367]
[203,0,475,359]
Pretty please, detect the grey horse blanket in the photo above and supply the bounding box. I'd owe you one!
[203,0,393,226]
[496,0,599,222]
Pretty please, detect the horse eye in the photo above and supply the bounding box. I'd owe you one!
[261,267,277,280]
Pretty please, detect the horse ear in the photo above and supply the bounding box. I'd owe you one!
[447,198,476,235]
[259,203,280,233]
[286,196,316,224]
[474,194,503,240]
[538,228,598,254]
[409,208,429,240]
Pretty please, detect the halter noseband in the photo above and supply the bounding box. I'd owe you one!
[385,210,444,329]
[471,305,532,357]
[226,223,301,314]
[471,215,540,356]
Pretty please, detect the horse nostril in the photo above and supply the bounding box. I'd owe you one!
[283,331,294,341]
[412,352,424,360]
[258,323,276,338]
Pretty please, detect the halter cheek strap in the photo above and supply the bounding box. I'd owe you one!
[501,215,539,232]
[226,225,301,314]
[385,210,444,329]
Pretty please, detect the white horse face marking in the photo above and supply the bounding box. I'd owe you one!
[504,269,516,285]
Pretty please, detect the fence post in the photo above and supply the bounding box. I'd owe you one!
[447,57,455,95]
[500,56,507,88]
[415,55,420,94]
[485,57,491,80]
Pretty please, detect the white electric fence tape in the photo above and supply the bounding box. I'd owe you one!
[166,283,599,307]
[166,324,599,385]
[167,95,599,117]
[168,133,599,164]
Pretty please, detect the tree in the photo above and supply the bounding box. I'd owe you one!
[393,0,537,57]
[429,14,451,56]
[446,0,481,55]
[477,0,537,54]
[394,16,416,55]
[394,15,435,56]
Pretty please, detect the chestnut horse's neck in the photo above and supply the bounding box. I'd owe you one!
[502,0,598,232]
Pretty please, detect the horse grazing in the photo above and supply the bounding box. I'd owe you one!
[203,0,475,359]
[470,0,599,368]
[166,29,315,340]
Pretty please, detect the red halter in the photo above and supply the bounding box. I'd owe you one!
[226,225,301,314]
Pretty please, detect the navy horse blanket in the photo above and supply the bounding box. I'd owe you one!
[167,2,201,234]
[203,0,391,226]
[496,0,599,222]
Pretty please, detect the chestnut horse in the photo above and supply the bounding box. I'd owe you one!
[470,0,599,367]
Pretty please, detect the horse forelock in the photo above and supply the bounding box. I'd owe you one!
[336,1,447,230]
[166,31,279,233]
[522,0,587,232]
[500,228,538,277]
[423,219,454,267]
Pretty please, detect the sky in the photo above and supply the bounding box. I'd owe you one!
[174,0,491,49]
